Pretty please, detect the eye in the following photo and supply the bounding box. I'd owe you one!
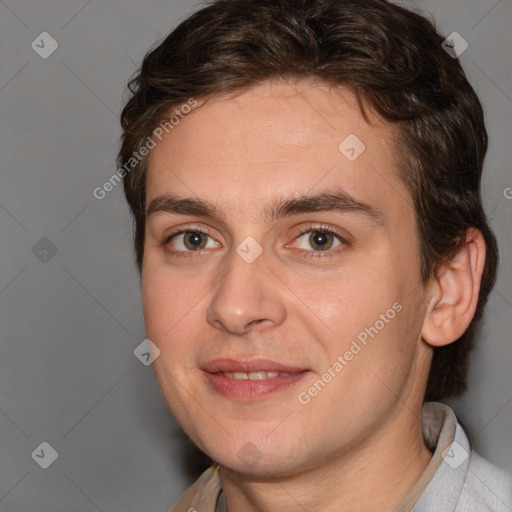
[293,229,344,251]
[167,230,219,252]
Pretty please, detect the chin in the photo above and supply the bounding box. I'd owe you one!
[194,429,310,478]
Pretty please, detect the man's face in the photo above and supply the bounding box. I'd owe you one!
[142,81,431,476]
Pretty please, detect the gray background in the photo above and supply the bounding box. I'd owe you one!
[0,0,510,510]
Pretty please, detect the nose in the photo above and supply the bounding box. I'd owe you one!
[206,247,287,335]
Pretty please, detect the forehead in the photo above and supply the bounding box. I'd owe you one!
[145,80,412,225]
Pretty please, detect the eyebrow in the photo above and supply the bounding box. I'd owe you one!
[146,189,384,225]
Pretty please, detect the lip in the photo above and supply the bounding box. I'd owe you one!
[201,358,306,374]
[201,358,310,401]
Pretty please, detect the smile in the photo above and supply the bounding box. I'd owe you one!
[201,358,310,400]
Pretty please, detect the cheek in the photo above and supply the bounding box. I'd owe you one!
[303,270,416,390]
[300,267,397,343]
[141,264,200,344]
[141,265,219,380]
[141,269,168,337]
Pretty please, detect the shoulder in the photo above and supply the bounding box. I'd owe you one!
[456,451,512,512]
[411,403,511,512]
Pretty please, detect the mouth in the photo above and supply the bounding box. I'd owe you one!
[221,371,294,380]
[201,358,310,400]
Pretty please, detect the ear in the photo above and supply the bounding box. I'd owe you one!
[422,228,486,348]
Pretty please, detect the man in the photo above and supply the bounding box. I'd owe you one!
[118,0,511,510]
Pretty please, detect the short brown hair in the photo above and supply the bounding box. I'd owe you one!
[119,0,498,401]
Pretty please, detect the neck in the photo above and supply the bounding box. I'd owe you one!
[219,403,433,512]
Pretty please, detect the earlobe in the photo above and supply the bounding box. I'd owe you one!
[422,229,486,348]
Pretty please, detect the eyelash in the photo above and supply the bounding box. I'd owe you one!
[162,224,348,259]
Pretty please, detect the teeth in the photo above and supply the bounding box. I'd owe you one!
[248,371,279,380]
[223,371,282,380]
